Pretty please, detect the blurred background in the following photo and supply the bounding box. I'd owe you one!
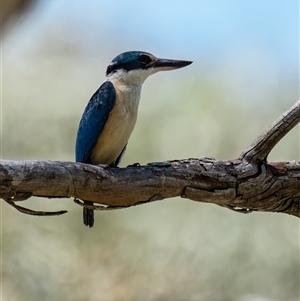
[1,0,299,300]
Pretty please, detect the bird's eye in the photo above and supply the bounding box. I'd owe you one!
[138,54,152,64]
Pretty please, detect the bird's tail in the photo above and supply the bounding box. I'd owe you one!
[83,201,94,227]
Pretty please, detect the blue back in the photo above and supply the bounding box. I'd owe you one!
[75,81,116,163]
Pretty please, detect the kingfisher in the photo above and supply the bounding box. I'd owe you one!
[75,51,192,227]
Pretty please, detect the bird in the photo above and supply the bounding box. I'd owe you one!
[75,51,192,227]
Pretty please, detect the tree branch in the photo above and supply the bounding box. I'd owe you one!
[1,100,299,218]
[240,99,300,163]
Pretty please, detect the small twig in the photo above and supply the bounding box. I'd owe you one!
[5,198,67,216]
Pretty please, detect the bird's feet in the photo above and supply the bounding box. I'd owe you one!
[127,162,140,167]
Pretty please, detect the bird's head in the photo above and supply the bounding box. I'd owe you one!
[106,51,192,85]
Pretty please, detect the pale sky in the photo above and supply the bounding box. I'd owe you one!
[6,0,298,79]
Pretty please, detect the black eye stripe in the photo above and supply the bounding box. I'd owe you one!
[106,53,153,75]
[106,63,118,75]
[138,54,152,64]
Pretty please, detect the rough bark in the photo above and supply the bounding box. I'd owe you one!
[1,100,299,218]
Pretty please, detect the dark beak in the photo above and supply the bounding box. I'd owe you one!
[150,58,193,70]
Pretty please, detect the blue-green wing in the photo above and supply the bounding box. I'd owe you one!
[75,81,116,163]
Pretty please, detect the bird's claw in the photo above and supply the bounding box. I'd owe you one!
[127,162,140,167]
[74,198,124,211]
